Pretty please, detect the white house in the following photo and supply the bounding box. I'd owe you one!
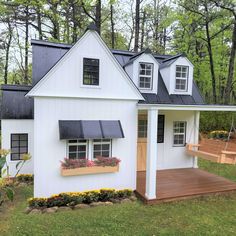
[2,25,236,200]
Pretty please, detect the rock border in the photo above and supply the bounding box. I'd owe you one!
[25,196,137,214]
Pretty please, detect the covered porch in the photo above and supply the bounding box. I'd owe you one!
[138,104,236,202]
[136,168,236,204]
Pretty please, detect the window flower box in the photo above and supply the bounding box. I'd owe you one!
[60,157,120,176]
[61,165,119,176]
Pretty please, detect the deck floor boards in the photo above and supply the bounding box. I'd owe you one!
[136,168,236,204]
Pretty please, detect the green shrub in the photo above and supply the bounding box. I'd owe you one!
[99,189,116,201]
[28,188,134,208]
[200,111,234,133]
[208,130,229,140]
[16,174,34,183]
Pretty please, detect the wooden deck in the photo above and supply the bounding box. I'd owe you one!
[136,168,236,204]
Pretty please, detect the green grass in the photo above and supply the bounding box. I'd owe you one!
[1,160,236,236]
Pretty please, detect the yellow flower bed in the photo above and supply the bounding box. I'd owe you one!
[28,188,133,208]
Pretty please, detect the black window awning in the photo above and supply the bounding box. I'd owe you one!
[59,120,124,140]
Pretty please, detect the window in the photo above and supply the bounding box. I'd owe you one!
[83,58,99,86]
[175,65,188,91]
[11,134,28,161]
[157,115,165,143]
[173,121,186,146]
[68,140,88,159]
[93,139,111,159]
[138,115,165,143]
[139,63,153,89]
[138,118,147,138]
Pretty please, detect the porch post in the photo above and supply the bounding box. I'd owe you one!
[145,108,158,200]
[193,111,200,168]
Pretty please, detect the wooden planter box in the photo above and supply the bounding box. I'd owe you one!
[61,165,119,176]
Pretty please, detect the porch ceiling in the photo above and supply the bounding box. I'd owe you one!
[138,104,236,111]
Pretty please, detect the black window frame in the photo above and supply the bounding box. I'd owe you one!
[157,115,165,143]
[83,58,100,86]
[138,115,165,143]
[10,133,28,161]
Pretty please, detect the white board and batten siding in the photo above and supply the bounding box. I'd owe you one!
[157,110,197,170]
[34,98,138,197]
[1,119,34,176]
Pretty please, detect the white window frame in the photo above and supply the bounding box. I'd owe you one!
[175,65,189,92]
[173,121,186,147]
[92,139,112,159]
[67,140,88,159]
[139,62,153,90]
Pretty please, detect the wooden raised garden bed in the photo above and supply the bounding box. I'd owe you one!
[61,165,119,176]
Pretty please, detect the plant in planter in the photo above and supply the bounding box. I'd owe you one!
[94,157,120,167]
[60,157,121,176]
[60,158,94,169]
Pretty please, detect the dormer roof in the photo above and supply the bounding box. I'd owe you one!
[159,53,193,69]
[123,48,154,67]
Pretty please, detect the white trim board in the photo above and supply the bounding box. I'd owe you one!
[138,104,236,111]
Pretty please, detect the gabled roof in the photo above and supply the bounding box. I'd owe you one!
[159,53,194,69]
[27,29,143,100]
[123,48,158,67]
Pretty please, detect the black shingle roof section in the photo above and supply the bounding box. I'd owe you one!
[0,39,205,120]
[1,85,33,119]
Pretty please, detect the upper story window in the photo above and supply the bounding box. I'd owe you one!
[83,58,99,86]
[139,63,153,89]
[175,65,188,91]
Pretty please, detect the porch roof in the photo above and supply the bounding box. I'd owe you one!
[138,103,236,111]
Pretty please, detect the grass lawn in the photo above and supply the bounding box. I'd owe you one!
[1,159,236,236]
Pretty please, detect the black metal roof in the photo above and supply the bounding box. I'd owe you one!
[139,73,204,105]
[1,85,33,119]
[59,120,124,140]
[0,39,205,120]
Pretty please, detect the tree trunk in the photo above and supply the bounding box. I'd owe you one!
[140,10,146,51]
[95,0,101,34]
[110,4,115,48]
[205,21,217,104]
[24,5,29,84]
[224,21,236,104]
[134,0,140,52]
[4,20,13,84]
[72,2,78,43]
[36,6,43,40]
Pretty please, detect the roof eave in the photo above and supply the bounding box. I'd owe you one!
[138,104,236,111]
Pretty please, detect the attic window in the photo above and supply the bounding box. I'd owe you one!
[83,58,99,86]
[139,63,153,89]
[175,65,188,91]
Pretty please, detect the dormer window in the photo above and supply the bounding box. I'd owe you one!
[175,65,188,91]
[83,58,99,86]
[139,63,153,89]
